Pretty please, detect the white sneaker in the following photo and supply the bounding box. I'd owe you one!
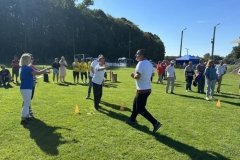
[186,90,188,92]
[206,97,210,101]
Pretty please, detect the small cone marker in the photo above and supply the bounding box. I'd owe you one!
[120,102,124,111]
[216,99,221,108]
[90,110,93,114]
[75,104,80,114]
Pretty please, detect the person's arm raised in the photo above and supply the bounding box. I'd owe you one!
[32,67,51,75]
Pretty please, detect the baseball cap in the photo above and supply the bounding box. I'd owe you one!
[170,60,174,64]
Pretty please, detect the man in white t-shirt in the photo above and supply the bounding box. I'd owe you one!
[92,56,106,110]
[215,60,227,93]
[86,55,102,99]
[165,61,176,93]
[126,49,162,133]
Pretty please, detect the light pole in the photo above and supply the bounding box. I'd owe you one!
[179,28,187,57]
[211,23,220,60]
[185,48,189,55]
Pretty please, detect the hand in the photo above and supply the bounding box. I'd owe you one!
[131,73,135,78]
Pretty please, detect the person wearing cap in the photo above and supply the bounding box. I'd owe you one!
[0,65,11,86]
[86,55,103,99]
[165,61,176,94]
[184,61,195,92]
[126,49,162,133]
[11,56,20,83]
[215,60,227,93]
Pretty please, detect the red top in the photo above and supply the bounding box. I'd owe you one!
[162,63,167,71]
[12,60,20,69]
[29,64,38,79]
[157,64,164,74]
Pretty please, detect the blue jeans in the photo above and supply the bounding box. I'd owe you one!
[87,76,93,96]
[206,80,216,97]
[157,74,163,83]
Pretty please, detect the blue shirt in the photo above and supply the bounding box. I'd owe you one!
[204,67,217,81]
[20,66,34,89]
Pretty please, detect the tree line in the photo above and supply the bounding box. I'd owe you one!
[0,0,165,63]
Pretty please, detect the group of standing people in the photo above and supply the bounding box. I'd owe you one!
[51,56,68,83]
[156,58,228,101]
[51,56,92,84]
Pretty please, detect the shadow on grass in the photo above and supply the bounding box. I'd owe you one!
[99,107,229,159]
[174,93,205,100]
[63,81,77,86]
[214,93,237,99]
[221,83,232,86]
[12,81,21,86]
[100,101,131,112]
[175,83,183,87]
[219,91,239,96]
[25,118,72,155]
[103,82,118,88]
[57,83,69,87]
[220,99,240,106]
[0,84,14,89]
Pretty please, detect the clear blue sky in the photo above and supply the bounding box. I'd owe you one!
[77,0,240,57]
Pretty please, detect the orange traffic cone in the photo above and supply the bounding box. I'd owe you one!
[75,104,80,114]
[120,102,124,111]
[216,99,221,108]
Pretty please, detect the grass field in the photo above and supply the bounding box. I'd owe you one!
[0,66,239,160]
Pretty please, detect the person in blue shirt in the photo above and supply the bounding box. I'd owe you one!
[204,60,217,101]
[19,53,50,125]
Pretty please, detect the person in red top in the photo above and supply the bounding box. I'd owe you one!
[162,60,168,80]
[11,55,20,83]
[156,61,164,84]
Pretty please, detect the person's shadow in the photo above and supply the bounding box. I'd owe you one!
[100,101,132,112]
[25,118,73,155]
[98,107,230,160]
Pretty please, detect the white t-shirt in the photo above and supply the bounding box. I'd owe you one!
[90,60,98,77]
[92,64,106,85]
[165,65,175,77]
[215,65,226,76]
[135,60,154,90]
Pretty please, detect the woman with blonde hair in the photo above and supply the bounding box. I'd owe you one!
[59,56,67,82]
[19,53,50,125]
[204,60,217,101]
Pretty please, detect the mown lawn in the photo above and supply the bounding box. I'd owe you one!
[0,66,239,160]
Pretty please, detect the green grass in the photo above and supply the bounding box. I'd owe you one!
[0,66,240,160]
